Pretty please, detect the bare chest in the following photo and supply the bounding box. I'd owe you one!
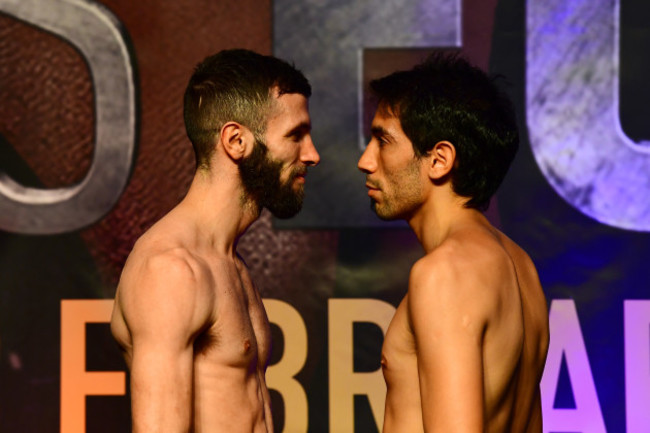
[382,296,417,384]
[195,263,271,370]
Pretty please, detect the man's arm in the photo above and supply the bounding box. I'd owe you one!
[119,251,213,433]
[407,252,491,432]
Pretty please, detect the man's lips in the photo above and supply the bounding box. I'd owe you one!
[365,179,380,190]
[365,181,381,197]
[294,170,307,184]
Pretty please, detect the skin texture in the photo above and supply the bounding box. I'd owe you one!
[111,90,319,433]
[358,106,549,433]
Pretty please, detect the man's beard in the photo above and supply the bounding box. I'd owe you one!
[366,159,423,221]
[239,139,305,219]
[369,196,396,221]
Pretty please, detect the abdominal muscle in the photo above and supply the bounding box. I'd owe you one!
[192,356,270,433]
[381,297,424,433]
[188,258,272,433]
[382,356,425,433]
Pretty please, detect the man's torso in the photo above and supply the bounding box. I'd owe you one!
[111,216,273,432]
[381,228,548,432]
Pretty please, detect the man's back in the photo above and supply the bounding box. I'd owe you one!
[497,231,549,432]
[111,208,273,432]
[381,222,549,432]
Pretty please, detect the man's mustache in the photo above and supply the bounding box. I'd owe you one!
[365,177,381,189]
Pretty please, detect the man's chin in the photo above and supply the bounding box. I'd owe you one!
[266,192,304,219]
[371,201,405,221]
[268,205,302,219]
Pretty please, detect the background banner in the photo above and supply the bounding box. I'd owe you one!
[0,0,648,432]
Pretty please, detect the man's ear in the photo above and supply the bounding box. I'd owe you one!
[427,140,456,180]
[220,121,254,162]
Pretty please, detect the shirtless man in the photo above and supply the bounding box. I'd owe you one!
[110,49,319,432]
[358,54,549,432]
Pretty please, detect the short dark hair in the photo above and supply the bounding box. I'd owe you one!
[183,49,311,170]
[369,52,519,210]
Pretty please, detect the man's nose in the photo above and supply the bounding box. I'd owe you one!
[300,135,320,166]
[357,143,376,174]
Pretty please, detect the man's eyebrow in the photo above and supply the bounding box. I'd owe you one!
[285,121,311,137]
[371,125,393,140]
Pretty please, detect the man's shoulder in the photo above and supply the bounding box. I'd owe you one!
[406,246,493,340]
[118,234,213,307]
[407,231,511,317]
[116,243,216,334]
[411,231,507,284]
[124,234,199,276]
[494,230,538,273]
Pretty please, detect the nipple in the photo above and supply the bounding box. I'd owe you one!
[243,339,251,353]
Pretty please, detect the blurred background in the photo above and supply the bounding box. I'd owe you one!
[1,0,648,431]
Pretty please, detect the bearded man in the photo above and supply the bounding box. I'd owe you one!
[111,49,319,433]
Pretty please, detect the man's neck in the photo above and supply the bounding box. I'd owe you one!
[177,168,260,257]
[407,192,488,253]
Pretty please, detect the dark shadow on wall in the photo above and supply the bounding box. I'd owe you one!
[0,134,130,433]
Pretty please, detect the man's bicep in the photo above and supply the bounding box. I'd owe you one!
[129,336,195,432]
[408,260,486,431]
[121,253,207,432]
